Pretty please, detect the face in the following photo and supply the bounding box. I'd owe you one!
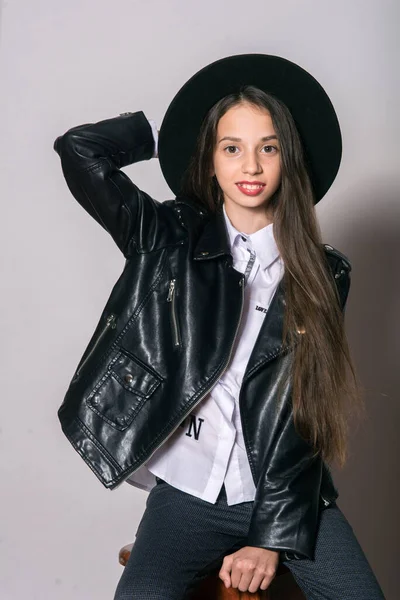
[212,102,281,220]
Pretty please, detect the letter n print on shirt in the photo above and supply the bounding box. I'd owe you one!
[179,414,204,440]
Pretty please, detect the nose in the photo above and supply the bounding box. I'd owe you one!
[242,151,262,175]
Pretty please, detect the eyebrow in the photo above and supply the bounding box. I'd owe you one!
[218,135,278,144]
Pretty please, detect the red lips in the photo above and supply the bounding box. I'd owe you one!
[235,182,266,197]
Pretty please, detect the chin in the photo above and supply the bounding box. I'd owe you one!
[232,194,271,209]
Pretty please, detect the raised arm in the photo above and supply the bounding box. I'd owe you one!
[53,110,161,257]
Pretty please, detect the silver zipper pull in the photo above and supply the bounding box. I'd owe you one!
[167,279,175,302]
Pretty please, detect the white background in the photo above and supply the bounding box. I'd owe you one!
[1,1,399,598]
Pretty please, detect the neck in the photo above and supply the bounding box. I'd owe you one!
[223,201,273,234]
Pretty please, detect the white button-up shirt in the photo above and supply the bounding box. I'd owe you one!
[126,125,285,503]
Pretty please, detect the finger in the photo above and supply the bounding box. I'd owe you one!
[237,571,254,592]
[259,574,274,591]
[230,564,243,590]
[219,557,233,588]
[218,570,231,588]
[247,572,269,594]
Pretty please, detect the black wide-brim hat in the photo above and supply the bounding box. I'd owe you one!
[158,53,342,204]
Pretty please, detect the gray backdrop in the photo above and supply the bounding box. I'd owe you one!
[1,0,398,598]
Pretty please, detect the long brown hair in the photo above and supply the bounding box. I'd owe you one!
[180,85,364,468]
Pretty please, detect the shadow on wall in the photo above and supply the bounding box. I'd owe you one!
[327,179,400,598]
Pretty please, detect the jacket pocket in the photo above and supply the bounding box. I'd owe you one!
[86,349,162,430]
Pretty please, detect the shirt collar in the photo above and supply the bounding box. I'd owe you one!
[222,203,280,270]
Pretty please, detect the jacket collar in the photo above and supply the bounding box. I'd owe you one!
[193,203,232,261]
[242,275,294,382]
[192,202,281,270]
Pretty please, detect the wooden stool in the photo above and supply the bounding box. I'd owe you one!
[119,543,305,599]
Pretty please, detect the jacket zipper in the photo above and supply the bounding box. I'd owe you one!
[74,314,117,380]
[167,279,181,347]
[121,274,246,484]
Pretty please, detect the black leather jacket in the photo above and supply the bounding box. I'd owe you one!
[53,110,352,562]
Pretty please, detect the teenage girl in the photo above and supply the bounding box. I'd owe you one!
[54,54,386,599]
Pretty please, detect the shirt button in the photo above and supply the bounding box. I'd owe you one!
[241,236,246,241]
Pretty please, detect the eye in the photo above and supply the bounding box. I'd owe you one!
[224,145,239,154]
[262,145,278,154]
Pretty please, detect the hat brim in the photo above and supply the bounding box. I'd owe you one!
[158,53,342,203]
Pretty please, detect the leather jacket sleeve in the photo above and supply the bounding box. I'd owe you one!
[53,110,161,257]
[246,399,323,560]
[246,266,351,560]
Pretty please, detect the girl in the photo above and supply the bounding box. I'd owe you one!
[54,54,385,599]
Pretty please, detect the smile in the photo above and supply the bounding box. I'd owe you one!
[235,183,266,196]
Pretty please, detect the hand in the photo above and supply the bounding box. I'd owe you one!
[219,546,279,593]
